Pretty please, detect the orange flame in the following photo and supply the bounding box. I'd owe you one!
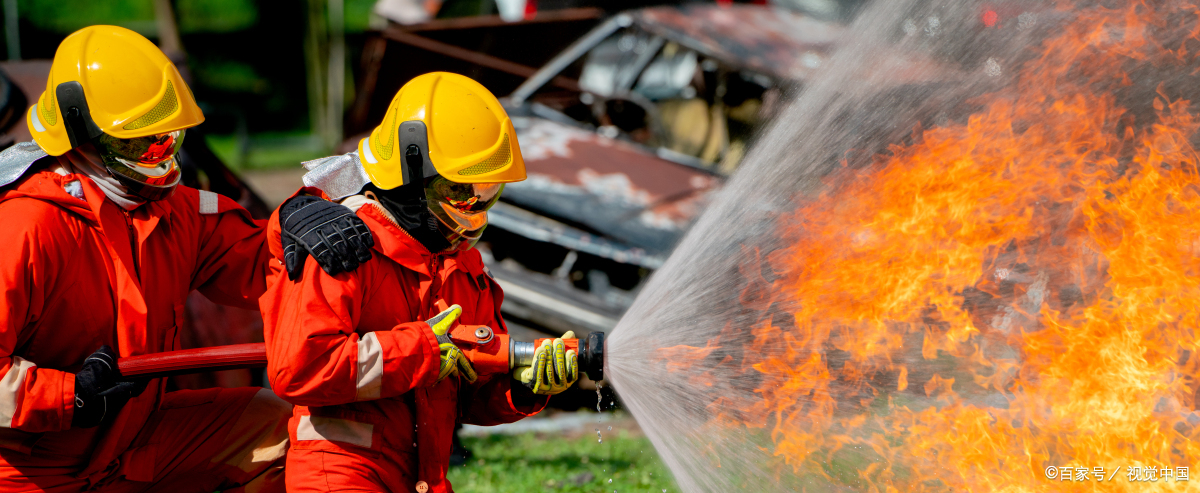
[662,1,1200,491]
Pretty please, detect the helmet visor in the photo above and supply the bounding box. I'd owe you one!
[425,176,503,239]
[95,130,184,189]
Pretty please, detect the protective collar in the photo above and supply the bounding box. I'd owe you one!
[0,140,147,210]
[363,181,452,254]
[61,145,146,210]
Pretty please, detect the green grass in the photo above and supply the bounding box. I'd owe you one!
[448,428,679,493]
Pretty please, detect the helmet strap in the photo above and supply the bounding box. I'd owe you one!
[397,121,439,181]
[361,145,451,253]
[55,82,103,149]
[402,144,427,196]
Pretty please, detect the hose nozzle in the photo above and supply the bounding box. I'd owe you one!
[510,331,605,381]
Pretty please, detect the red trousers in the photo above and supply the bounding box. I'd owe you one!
[0,388,290,493]
[284,444,415,493]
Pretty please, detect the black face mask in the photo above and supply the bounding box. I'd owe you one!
[362,145,452,254]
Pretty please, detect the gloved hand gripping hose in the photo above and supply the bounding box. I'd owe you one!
[73,345,149,428]
[426,305,478,383]
[511,331,605,382]
[514,331,578,395]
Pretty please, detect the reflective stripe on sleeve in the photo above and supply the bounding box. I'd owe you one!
[355,332,384,401]
[295,414,374,448]
[0,357,36,428]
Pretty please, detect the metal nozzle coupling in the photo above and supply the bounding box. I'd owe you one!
[510,339,538,368]
[510,331,605,382]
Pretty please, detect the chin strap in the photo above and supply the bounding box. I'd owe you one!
[363,145,451,253]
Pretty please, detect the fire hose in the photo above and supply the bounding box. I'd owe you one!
[118,332,605,381]
[118,343,268,378]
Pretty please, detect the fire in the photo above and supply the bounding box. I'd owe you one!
[662,1,1200,491]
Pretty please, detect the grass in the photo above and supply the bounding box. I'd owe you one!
[447,427,678,493]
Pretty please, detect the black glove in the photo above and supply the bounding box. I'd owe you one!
[72,346,148,428]
[279,195,374,281]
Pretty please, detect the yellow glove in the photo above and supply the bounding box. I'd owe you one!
[514,331,578,395]
[426,305,478,383]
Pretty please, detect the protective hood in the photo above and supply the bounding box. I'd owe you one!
[363,182,452,254]
[0,141,51,189]
[0,157,99,222]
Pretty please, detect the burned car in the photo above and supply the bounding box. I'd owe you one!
[479,4,847,335]
[351,3,947,337]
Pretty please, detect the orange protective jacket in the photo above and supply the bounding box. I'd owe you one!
[0,164,268,480]
[260,189,548,493]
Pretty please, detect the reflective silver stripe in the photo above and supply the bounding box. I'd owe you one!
[295,415,373,448]
[198,190,219,214]
[0,357,36,428]
[356,332,384,401]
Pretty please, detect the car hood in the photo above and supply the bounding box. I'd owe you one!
[504,117,720,256]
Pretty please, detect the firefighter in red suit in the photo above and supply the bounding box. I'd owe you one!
[261,72,580,493]
[0,26,373,492]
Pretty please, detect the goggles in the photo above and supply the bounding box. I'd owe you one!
[424,176,503,246]
[94,130,184,200]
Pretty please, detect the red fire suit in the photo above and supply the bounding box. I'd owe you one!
[260,189,549,493]
[0,163,290,492]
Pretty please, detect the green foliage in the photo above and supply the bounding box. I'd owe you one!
[176,0,257,33]
[206,132,328,170]
[18,0,376,35]
[18,0,259,34]
[345,0,378,33]
[448,428,679,493]
[19,0,154,34]
[193,59,268,94]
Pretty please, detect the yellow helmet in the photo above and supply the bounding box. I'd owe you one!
[358,72,525,189]
[28,25,204,156]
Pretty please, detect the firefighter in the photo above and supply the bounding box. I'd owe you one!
[0,26,372,491]
[260,72,578,493]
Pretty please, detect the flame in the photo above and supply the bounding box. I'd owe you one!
[662,1,1200,491]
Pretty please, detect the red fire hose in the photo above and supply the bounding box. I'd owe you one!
[117,343,268,378]
[115,332,606,382]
